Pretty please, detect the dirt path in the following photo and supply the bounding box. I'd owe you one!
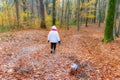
[0,30,73,79]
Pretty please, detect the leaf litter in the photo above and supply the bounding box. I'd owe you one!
[0,24,120,80]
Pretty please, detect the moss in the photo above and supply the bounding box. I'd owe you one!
[104,0,116,43]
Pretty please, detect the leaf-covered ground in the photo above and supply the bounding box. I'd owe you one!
[0,24,120,80]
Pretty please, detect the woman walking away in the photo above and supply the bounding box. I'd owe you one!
[48,26,61,53]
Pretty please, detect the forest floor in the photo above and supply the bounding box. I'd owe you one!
[0,23,120,80]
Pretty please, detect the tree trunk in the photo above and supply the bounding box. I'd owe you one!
[113,0,119,38]
[0,7,4,27]
[52,0,56,25]
[14,0,20,29]
[40,0,46,28]
[118,17,120,35]
[85,0,89,27]
[45,0,49,14]
[22,0,27,21]
[118,0,120,35]
[67,0,70,30]
[93,0,98,23]
[31,0,34,17]
[98,0,101,27]
[36,0,40,17]
[60,0,64,28]
[104,0,116,42]
[85,18,88,27]
[65,0,68,26]
[77,0,80,31]
[35,0,40,28]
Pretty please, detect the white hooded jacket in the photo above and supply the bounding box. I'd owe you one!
[48,26,60,43]
[48,31,60,43]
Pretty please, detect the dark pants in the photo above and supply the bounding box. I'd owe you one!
[51,43,57,51]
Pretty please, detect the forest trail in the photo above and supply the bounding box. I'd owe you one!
[0,24,120,80]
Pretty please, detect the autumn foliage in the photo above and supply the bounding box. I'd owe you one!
[0,24,120,79]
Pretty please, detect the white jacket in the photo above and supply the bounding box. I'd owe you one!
[48,31,60,43]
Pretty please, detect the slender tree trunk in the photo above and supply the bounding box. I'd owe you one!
[45,0,49,14]
[101,0,106,23]
[6,5,10,30]
[52,0,56,25]
[56,1,61,21]
[31,0,34,17]
[118,17,120,35]
[60,0,64,28]
[22,0,27,21]
[98,0,101,27]
[93,0,98,23]
[0,7,4,27]
[113,0,119,38]
[104,0,116,42]
[80,0,84,24]
[117,0,120,36]
[67,0,70,30]
[14,0,20,29]
[85,18,88,27]
[77,0,80,31]
[39,0,46,28]
[85,0,89,27]
[72,1,77,24]
[36,0,40,17]
[65,1,68,26]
